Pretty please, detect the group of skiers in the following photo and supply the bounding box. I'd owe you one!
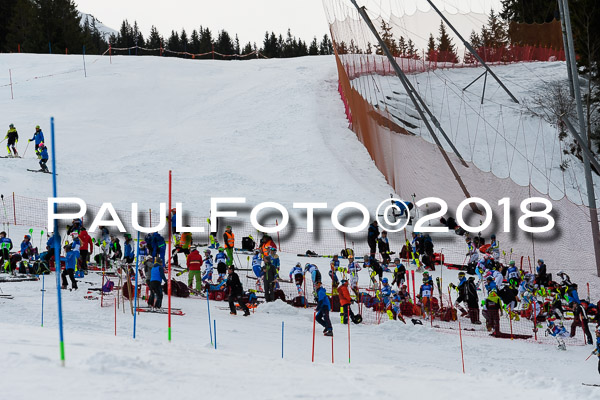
[3,124,50,172]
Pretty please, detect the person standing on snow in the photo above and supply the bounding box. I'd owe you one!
[1,231,13,268]
[61,244,78,290]
[36,142,49,172]
[149,261,167,308]
[123,233,135,263]
[592,326,600,374]
[338,279,356,324]
[367,220,379,257]
[226,265,250,316]
[223,225,235,265]
[201,249,214,288]
[315,281,333,336]
[5,124,18,157]
[28,125,45,158]
[347,255,361,298]
[289,262,304,296]
[186,247,203,291]
[78,227,92,273]
[378,230,391,264]
[151,231,166,266]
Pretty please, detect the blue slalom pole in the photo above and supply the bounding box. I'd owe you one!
[214,320,217,350]
[41,274,45,327]
[51,117,66,366]
[282,321,284,359]
[207,293,213,344]
[133,231,140,339]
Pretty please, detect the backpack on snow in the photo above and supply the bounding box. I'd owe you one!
[102,279,115,293]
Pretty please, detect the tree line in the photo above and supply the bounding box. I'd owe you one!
[0,0,335,58]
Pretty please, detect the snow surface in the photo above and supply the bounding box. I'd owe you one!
[1,54,600,398]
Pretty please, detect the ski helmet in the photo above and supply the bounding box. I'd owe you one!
[218,247,224,252]
[557,270,565,276]
[348,254,354,260]
[9,123,14,129]
[296,262,301,267]
[422,276,428,283]
[509,260,515,266]
[458,271,466,278]
[71,232,78,238]
[490,234,496,239]
[382,277,389,284]
[24,235,31,240]
[140,241,146,246]
[538,259,544,264]
[36,125,40,130]
[39,142,45,148]
[204,249,212,256]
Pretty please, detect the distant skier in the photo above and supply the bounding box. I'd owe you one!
[546,318,569,350]
[5,123,18,157]
[123,233,135,263]
[38,142,49,172]
[252,250,264,291]
[28,125,45,158]
[201,249,214,288]
[109,234,122,261]
[226,265,250,316]
[338,279,356,324]
[378,230,391,264]
[20,235,34,259]
[215,247,228,282]
[150,231,166,265]
[536,259,549,287]
[592,326,600,374]
[315,281,333,336]
[347,255,361,297]
[61,244,78,290]
[289,262,304,296]
[391,259,406,289]
[78,227,92,272]
[304,263,320,299]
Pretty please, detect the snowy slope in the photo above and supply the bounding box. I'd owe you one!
[0,54,392,214]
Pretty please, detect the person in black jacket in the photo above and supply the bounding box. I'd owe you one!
[367,221,379,257]
[536,259,548,287]
[377,230,391,264]
[226,265,250,316]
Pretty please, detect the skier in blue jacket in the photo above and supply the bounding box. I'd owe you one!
[149,261,167,308]
[38,142,49,172]
[28,125,45,158]
[61,244,78,290]
[151,232,166,265]
[315,281,333,336]
[123,233,135,263]
[593,326,600,374]
[20,235,34,259]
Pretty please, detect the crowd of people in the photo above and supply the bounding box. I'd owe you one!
[3,124,50,172]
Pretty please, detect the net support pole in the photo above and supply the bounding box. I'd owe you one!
[556,0,574,97]
[559,0,600,277]
[350,1,480,214]
[424,0,519,104]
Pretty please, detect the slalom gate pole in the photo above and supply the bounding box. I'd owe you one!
[312,311,316,362]
[207,293,213,344]
[533,300,538,342]
[331,333,334,364]
[348,316,351,364]
[167,170,172,342]
[214,320,217,350]
[281,321,284,359]
[587,283,590,301]
[41,274,45,327]
[82,45,87,78]
[39,230,44,252]
[114,297,117,336]
[411,270,416,304]
[9,69,14,100]
[457,316,465,374]
[509,308,514,340]
[50,117,65,366]
[133,231,140,339]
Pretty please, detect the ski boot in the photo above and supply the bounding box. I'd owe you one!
[324,329,333,337]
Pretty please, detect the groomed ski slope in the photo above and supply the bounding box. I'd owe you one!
[0,53,392,213]
[0,54,599,399]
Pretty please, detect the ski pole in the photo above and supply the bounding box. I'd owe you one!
[22,140,30,158]
[585,352,596,361]
[0,194,9,236]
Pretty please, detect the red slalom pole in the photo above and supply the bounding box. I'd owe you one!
[168,170,173,342]
[312,311,316,362]
[411,270,416,304]
[347,318,351,364]
[331,335,334,364]
[457,317,465,373]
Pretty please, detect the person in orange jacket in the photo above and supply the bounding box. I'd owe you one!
[338,279,356,324]
[223,225,235,266]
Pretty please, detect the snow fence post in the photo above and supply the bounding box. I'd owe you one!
[312,311,316,362]
[214,320,217,350]
[281,321,284,359]
[133,231,140,339]
[41,274,45,327]
[51,117,66,367]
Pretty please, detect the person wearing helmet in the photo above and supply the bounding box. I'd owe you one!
[304,263,320,300]
[109,234,122,262]
[251,250,264,291]
[592,326,600,374]
[289,262,304,296]
[76,227,92,273]
[61,243,78,290]
[263,249,278,302]
[5,123,19,157]
[347,257,362,297]
[20,234,34,260]
[201,249,214,288]
[123,233,135,264]
[556,270,572,287]
[391,258,406,289]
[150,232,166,266]
[380,277,392,301]
[329,255,340,294]
[465,236,479,273]
[207,216,220,249]
[268,248,281,290]
[506,260,519,287]
[223,225,235,266]
[315,281,333,336]
[29,125,45,158]
[215,247,228,282]
[482,285,503,335]
[38,142,50,172]
[226,265,251,316]
[418,274,433,317]
[338,279,357,324]
[377,231,391,264]
[489,234,500,259]
[367,220,379,258]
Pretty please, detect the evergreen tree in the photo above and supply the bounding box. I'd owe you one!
[464,30,482,63]
[366,42,373,54]
[425,33,436,61]
[500,0,557,24]
[309,37,319,55]
[199,27,213,55]
[406,39,419,59]
[147,25,163,49]
[482,9,507,49]
[437,21,458,63]
[166,30,180,54]
[36,0,84,53]
[319,34,333,55]
[242,41,253,55]
[180,28,188,52]
[398,36,407,56]
[5,0,38,52]
[214,29,234,58]
[0,0,18,51]
[189,29,200,53]
[375,20,399,56]
[234,34,240,55]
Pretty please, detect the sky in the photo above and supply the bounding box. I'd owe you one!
[74,0,504,47]
[75,0,332,46]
